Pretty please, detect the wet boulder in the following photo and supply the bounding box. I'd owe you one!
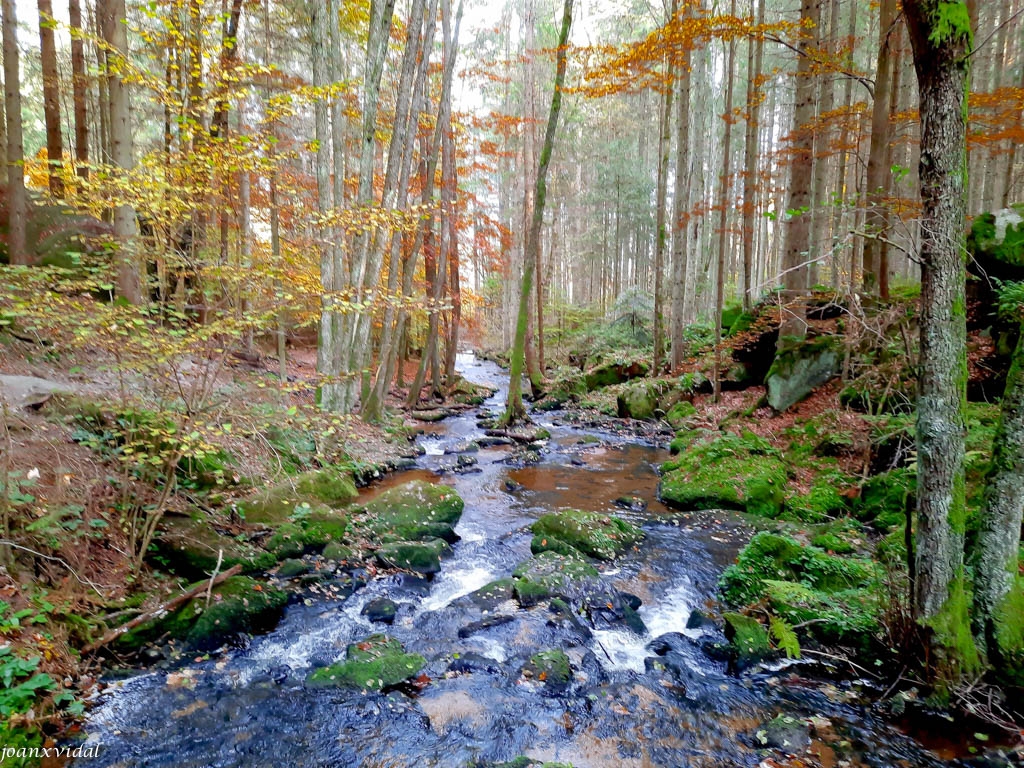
[616,380,664,420]
[375,538,451,576]
[511,551,601,608]
[306,634,425,690]
[447,652,502,675]
[361,598,399,625]
[529,509,643,561]
[150,512,276,578]
[240,467,359,523]
[521,649,573,694]
[275,558,309,579]
[115,576,288,654]
[359,480,464,543]
[462,578,516,611]
[765,335,842,412]
[659,431,787,518]
[723,613,771,669]
[457,614,514,638]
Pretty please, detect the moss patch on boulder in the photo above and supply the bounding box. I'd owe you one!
[762,579,880,646]
[530,509,643,561]
[375,538,451,575]
[359,480,464,543]
[115,576,287,653]
[151,513,276,577]
[306,634,425,690]
[855,467,915,531]
[512,551,600,607]
[240,467,358,524]
[723,612,771,666]
[660,432,787,518]
[522,649,572,691]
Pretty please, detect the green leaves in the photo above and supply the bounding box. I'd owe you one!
[769,615,802,659]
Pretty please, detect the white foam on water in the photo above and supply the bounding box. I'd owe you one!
[419,564,498,612]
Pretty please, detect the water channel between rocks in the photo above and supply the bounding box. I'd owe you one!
[75,353,975,768]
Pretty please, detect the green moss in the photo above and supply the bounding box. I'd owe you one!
[664,400,697,429]
[306,634,425,690]
[763,580,880,646]
[530,509,643,561]
[723,612,770,663]
[241,468,357,524]
[927,572,981,687]
[720,532,878,606]
[785,472,853,523]
[115,576,287,652]
[810,518,865,554]
[151,513,276,577]
[359,480,464,542]
[856,467,915,532]
[512,551,600,607]
[928,3,972,48]
[524,649,572,687]
[375,538,450,575]
[660,432,787,518]
[616,380,663,420]
[993,576,1024,688]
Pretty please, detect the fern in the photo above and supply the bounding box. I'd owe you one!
[769,615,802,659]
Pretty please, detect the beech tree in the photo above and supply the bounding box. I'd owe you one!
[903,0,974,681]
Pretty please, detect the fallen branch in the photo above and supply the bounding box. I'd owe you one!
[83,564,241,654]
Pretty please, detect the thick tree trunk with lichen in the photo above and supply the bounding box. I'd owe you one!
[504,0,573,426]
[972,325,1024,658]
[903,0,975,679]
[779,0,820,339]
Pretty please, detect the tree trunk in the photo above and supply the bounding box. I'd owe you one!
[780,0,821,338]
[2,0,26,265]
[100,0,143,303]
[714,0,738,401]
[37,0,64,199]
[504,0,573,426]
[69,0,89,181]
[653,0,677,375]
[972,323,1024,659]
[862,0,897,297]
[669,31,691,369]
[741,0,765,312]
[903,0,975,681]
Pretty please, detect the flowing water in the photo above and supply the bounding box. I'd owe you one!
[75,354,999,768]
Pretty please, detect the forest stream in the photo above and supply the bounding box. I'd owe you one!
[72,355,986,768]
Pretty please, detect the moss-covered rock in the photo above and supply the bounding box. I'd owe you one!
[240,467,358,524]
[306,634,425,690]
[583,355,650,391]
[359,480,464,543]
[664,400,698,429]
[855,467,915,531]
[616,380,664,420]
[660,432,787,518]
[765,335,842,412]
[720,532,879,606]
[151,513,276,578]
[450,377,497,405]
[785,472,854,523]
[810,518,866,555]
[723,612,771,666]
[762,580,880,647]
[512,551,600,607]
[115,576,287,653]
[530,509,643,561]
[375,538,451,575]
[522,649,572,692]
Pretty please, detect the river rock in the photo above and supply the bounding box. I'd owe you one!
[114,576,288,654]
[361,598,398,624]
[360,480,464,543]
[529,509,643,561]
[447,652,502,675]
[457,614,514,638]
[521,649,573,694]
[511,551,601,608]
[723,612,771,670]
[275,558,309,579]
[150,512,276,578]
[375,538,451,576]
[306,634,425,690]
[240,467,358,523]
[755,714,811,753]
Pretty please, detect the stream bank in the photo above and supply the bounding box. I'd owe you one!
[70,354,1016,768]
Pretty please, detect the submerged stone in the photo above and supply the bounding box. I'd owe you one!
[375,538,451,576]
[522,649,573,693]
